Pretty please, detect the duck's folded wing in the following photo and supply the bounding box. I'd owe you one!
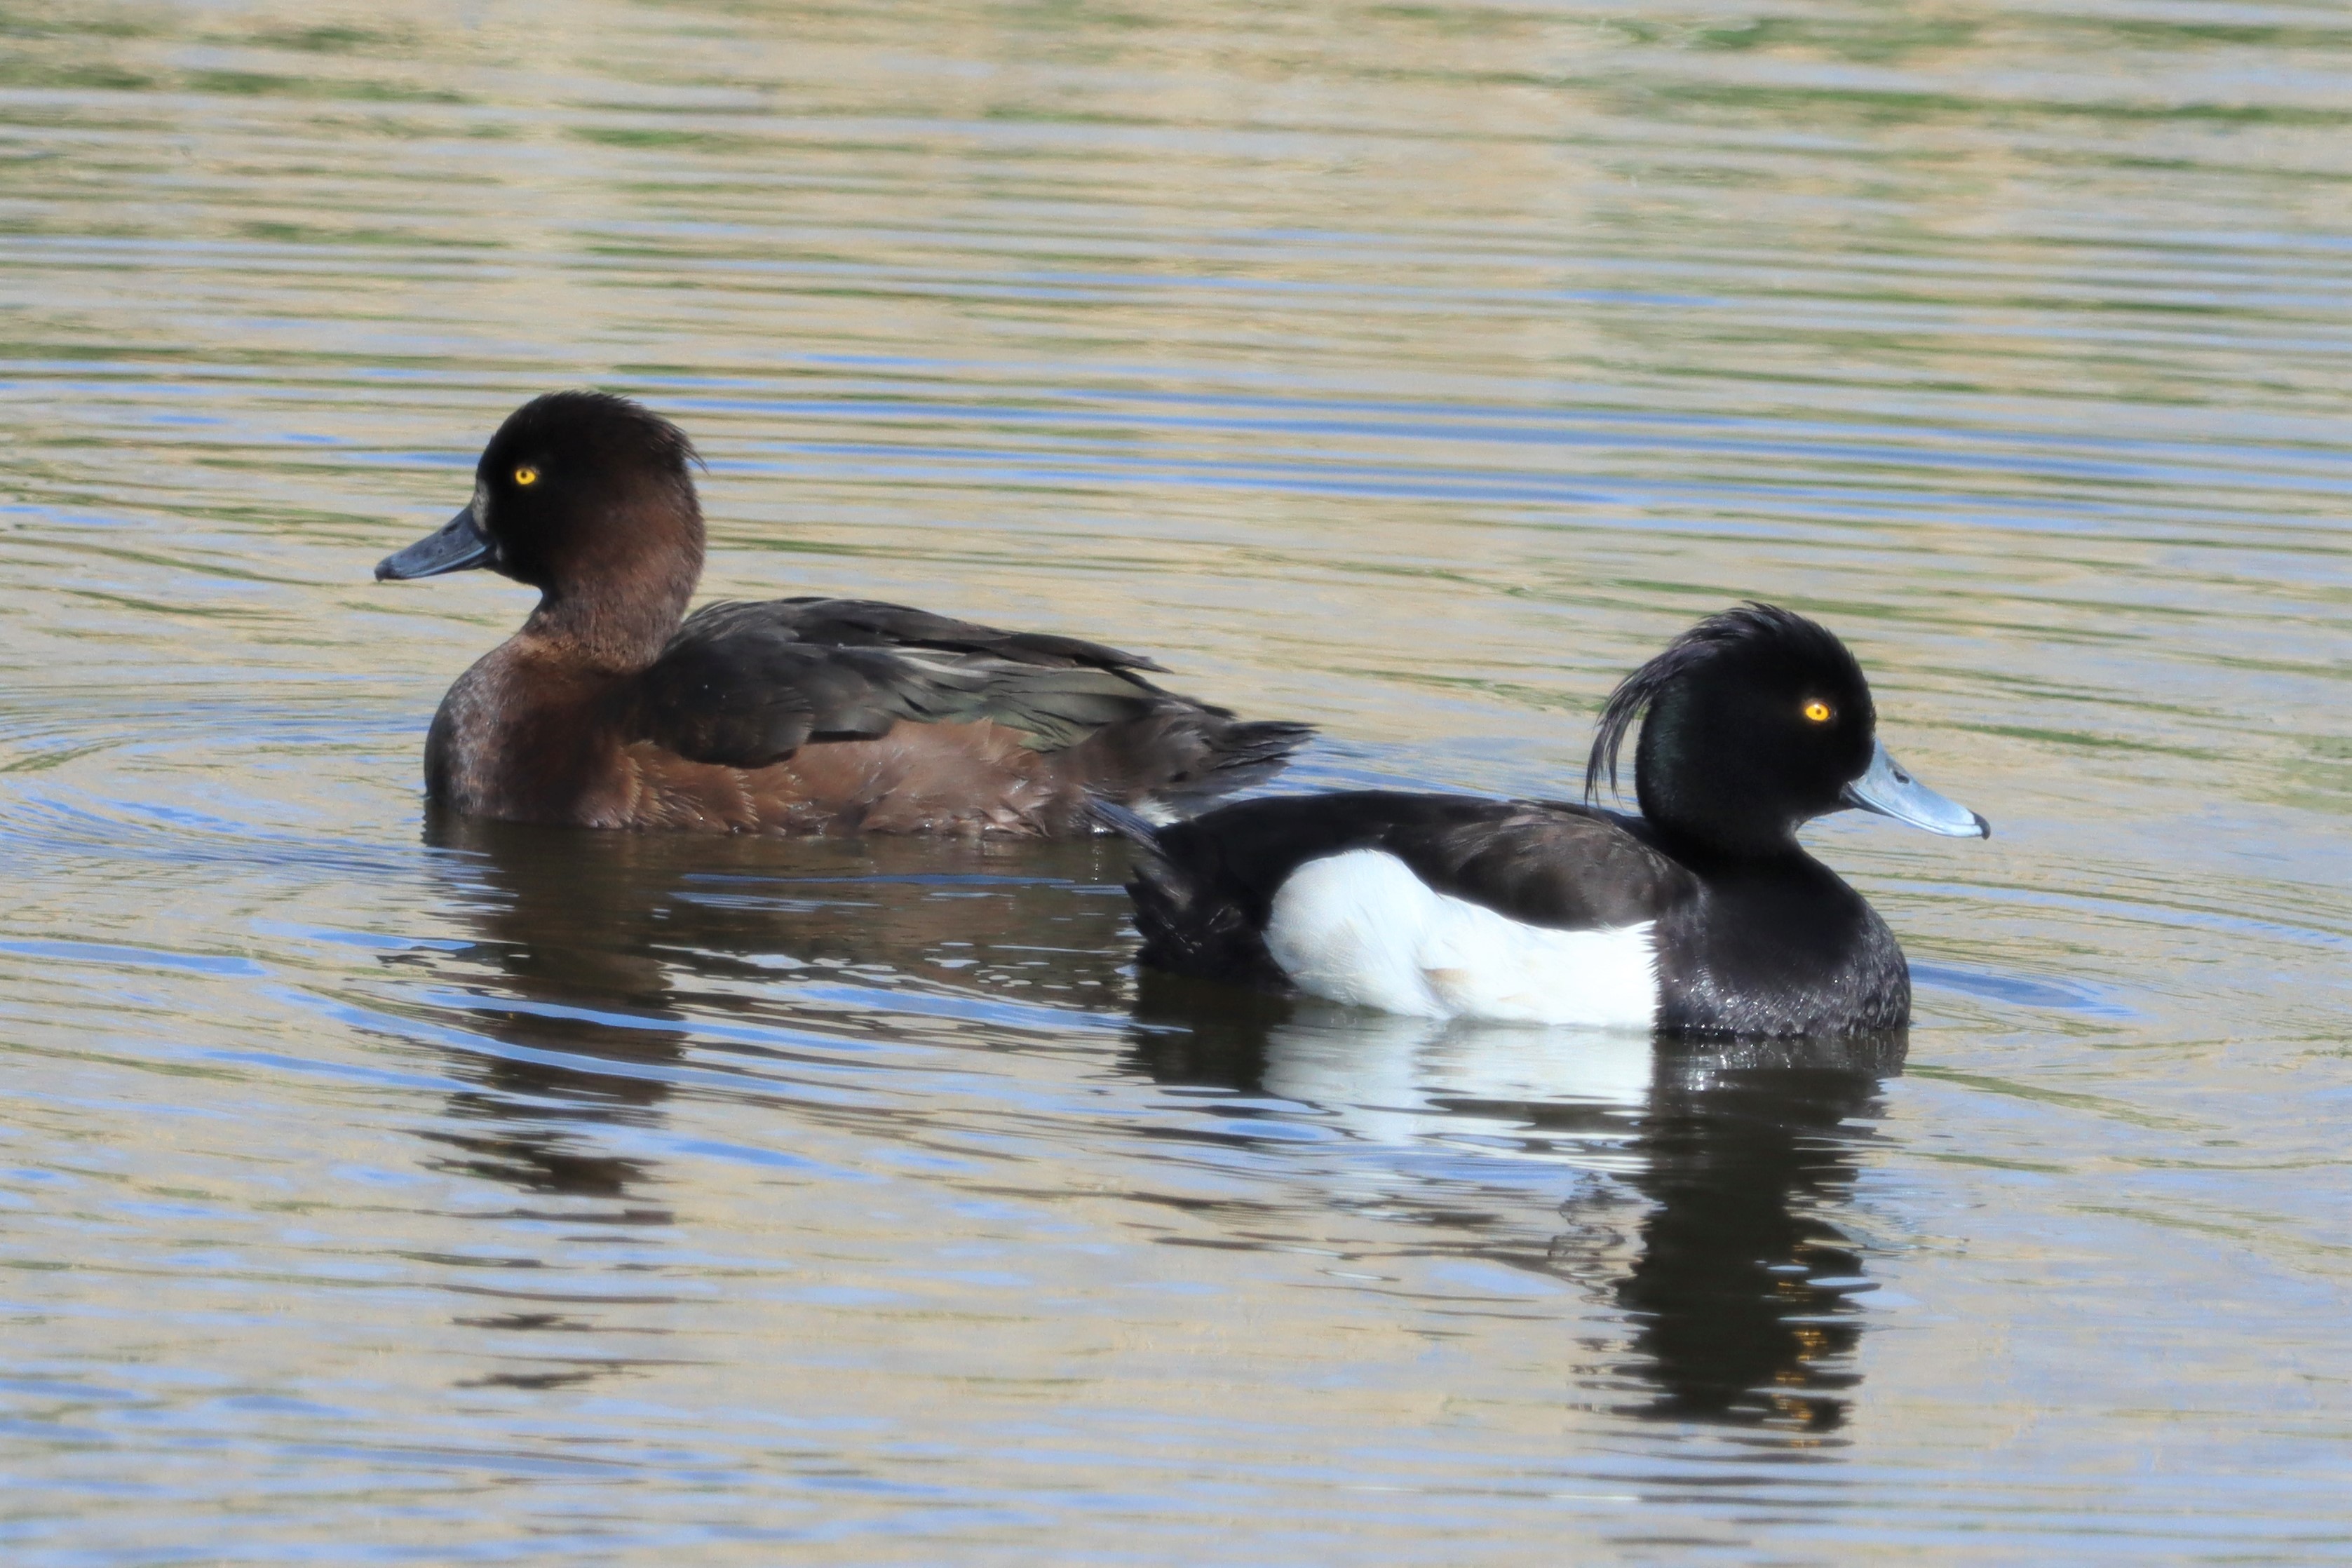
[633,597,1169,769]
[718,597,1167,673]
[1388,802,1693,931]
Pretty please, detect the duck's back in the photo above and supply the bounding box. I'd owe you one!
[428,596,1310,836]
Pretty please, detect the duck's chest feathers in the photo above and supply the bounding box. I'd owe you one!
[1649,862,1909,1036]
[426,641,632,825]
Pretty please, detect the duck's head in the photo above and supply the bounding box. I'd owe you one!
[1587,603,1987,858]
[377,393,705,658]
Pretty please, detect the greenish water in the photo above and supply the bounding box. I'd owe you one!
[1,1,2348,1560]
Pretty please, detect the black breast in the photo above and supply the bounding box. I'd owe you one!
[1649,859,1910,1037]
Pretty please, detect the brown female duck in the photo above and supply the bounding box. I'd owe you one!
[375,392,1310,834]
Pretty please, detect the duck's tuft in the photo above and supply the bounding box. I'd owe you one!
[1584,602,1861,805]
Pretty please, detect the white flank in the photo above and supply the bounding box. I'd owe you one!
[1262,849,1658,1027]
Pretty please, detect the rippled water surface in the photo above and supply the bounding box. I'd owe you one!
[4,0,2350,1560]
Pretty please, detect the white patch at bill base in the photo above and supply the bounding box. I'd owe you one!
[1262,849,1658,1027]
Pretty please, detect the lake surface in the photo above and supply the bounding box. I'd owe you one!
[3,0,2349,1560]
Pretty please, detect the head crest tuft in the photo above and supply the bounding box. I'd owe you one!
[1583,602,1855,804]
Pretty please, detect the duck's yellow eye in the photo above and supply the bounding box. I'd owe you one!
[513,465,539,487]
[1802,701,1833,724]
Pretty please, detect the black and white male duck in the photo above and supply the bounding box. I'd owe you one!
[1103,604,1987,1037]
[375,392,1309,835]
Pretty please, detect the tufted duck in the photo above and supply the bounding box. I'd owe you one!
[1100,604,1986,1036]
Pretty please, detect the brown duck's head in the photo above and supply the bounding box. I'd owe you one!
[377,392,708,655]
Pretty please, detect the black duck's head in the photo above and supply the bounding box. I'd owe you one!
[376,393,705,641]
[1587,603,1987,858]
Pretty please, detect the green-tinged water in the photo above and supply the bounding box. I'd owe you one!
[1,1,2348,1560]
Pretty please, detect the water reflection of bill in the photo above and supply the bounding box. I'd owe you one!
[1129,978,1905,1433]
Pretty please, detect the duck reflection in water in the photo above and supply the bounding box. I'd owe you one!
[410,818,1895,1427]
[1128,976,1903,1433]
[407,816,1137,1387]
[412,811,1138,1205]
[413,810,696,1207]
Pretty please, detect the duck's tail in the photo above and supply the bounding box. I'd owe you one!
[1181,717,1316,797]
[1087,795,1288,986]
[1061,707,1313,818]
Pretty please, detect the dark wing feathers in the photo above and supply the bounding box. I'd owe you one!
[733,597,1166,673]
[1401,801,1688,931]
[635,640,947,769]
[1120,792,1695,984]
[633,597,1183,769]
[959,663,1167,750]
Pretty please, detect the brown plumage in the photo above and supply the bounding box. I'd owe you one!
[380,392,1311,835]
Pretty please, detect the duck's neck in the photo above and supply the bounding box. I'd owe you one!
[522,536,703,673]
[1630,715,1846,863]
[1643,814,1809,874]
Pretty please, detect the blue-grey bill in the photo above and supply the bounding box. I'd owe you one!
[1841,740,1990,839]
[375,505,492,581]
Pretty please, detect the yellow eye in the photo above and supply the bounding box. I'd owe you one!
[513,465,539,487]
[1802,701,1833,724]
